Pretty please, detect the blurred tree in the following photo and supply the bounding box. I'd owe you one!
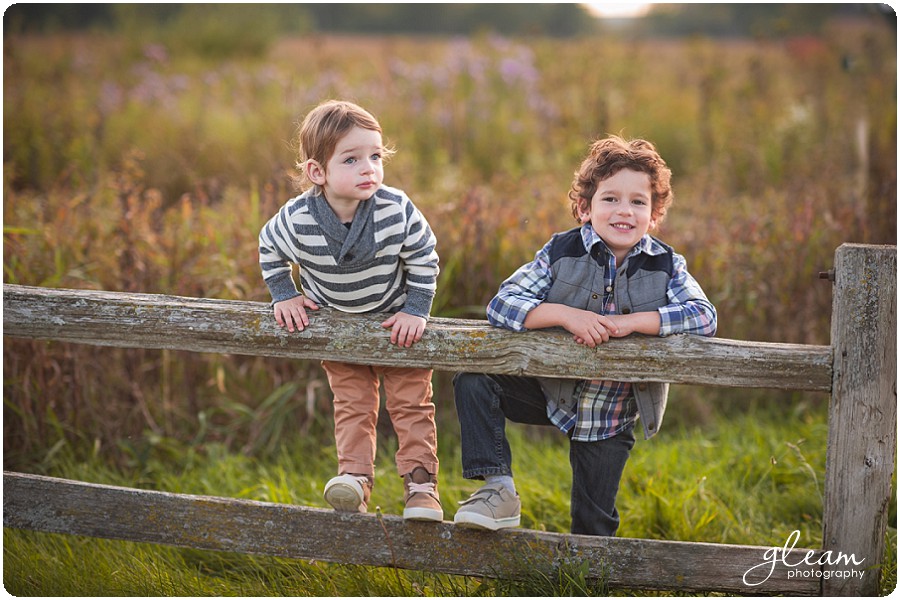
[637,4,890,38]
[4,3,116,33]
[3,3,595,39]
[4,3,891,38]
[4,3,312,36]
[302,3,592,36]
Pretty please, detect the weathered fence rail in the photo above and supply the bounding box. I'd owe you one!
[3,243,896,596]
[2,283,832,390]
[3,471,821,595]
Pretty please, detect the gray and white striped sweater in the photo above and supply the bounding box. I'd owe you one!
[258,185,439,318]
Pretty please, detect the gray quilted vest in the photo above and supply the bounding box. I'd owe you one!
[537,227,673,440]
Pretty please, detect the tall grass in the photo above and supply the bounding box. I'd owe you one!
[4,24,895,466]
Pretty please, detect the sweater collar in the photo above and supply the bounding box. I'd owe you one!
[307,190,377,263]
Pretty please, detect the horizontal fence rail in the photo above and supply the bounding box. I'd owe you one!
[2,284,833,391]
[4,471,824,595]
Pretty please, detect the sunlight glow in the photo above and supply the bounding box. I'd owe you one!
[583,2,652,18]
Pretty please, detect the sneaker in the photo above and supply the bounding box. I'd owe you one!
[454,482,521,530]
[402,467,443,522]
[324,473,372,513]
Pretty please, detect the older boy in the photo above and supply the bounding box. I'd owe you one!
[453,135,716,535]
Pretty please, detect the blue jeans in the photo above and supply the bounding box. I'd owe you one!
[453,372,635,536]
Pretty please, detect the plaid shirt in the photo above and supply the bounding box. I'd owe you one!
[487,224,717,441]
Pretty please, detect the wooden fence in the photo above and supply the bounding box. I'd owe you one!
[3,243,896,595]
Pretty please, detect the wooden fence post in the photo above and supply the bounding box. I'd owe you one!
[822,243,897,596]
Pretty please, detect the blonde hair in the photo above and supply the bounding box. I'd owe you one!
[293,100,394,190]
[568,135,673,228]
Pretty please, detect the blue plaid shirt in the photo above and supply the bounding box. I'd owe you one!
[487,224,717,441]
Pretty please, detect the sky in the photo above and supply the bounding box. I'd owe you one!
[582,2,653,18]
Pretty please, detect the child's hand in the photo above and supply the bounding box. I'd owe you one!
[274,295,319,332]
[382,311,427,347]
[604,312,662,339]
[563,307,620,348]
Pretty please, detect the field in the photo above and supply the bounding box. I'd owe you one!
[3,17,897,596]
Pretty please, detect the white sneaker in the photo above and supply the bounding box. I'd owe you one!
[324,474,372,513]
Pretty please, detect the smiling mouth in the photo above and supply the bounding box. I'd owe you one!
[611,223,634,230]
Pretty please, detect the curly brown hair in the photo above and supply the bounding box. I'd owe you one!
[568,135,673,228]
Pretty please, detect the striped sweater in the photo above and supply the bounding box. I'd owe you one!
[258,185,439,318]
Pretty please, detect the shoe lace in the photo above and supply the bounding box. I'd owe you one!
[407,481,437,496]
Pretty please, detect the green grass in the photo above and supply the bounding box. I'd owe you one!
[5,404,895,595]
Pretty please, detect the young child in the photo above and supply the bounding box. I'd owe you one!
[452,135,717,535]
[258,100,442,521]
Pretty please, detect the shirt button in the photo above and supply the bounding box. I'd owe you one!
[592,293,598,299]
[606,285,613,293]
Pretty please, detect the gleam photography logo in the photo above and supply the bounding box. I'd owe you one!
[743,530,866,587]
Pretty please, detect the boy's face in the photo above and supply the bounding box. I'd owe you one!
[579,168,655,263]
[310,126,385,206]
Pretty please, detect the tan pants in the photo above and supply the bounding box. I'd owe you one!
[321,360,438,478]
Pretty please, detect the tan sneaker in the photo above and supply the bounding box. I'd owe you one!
[454,482,521,530]
[324,473,372,513]
[402,467,443,522]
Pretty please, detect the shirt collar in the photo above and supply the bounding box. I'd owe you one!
[579,223,666,259]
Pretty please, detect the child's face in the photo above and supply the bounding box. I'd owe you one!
[315,126,385,205]
[579,168,655,263]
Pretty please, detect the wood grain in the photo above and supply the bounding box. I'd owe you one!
[4,471,822,595]
[822,244,897,596]
[3,284,833,391]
